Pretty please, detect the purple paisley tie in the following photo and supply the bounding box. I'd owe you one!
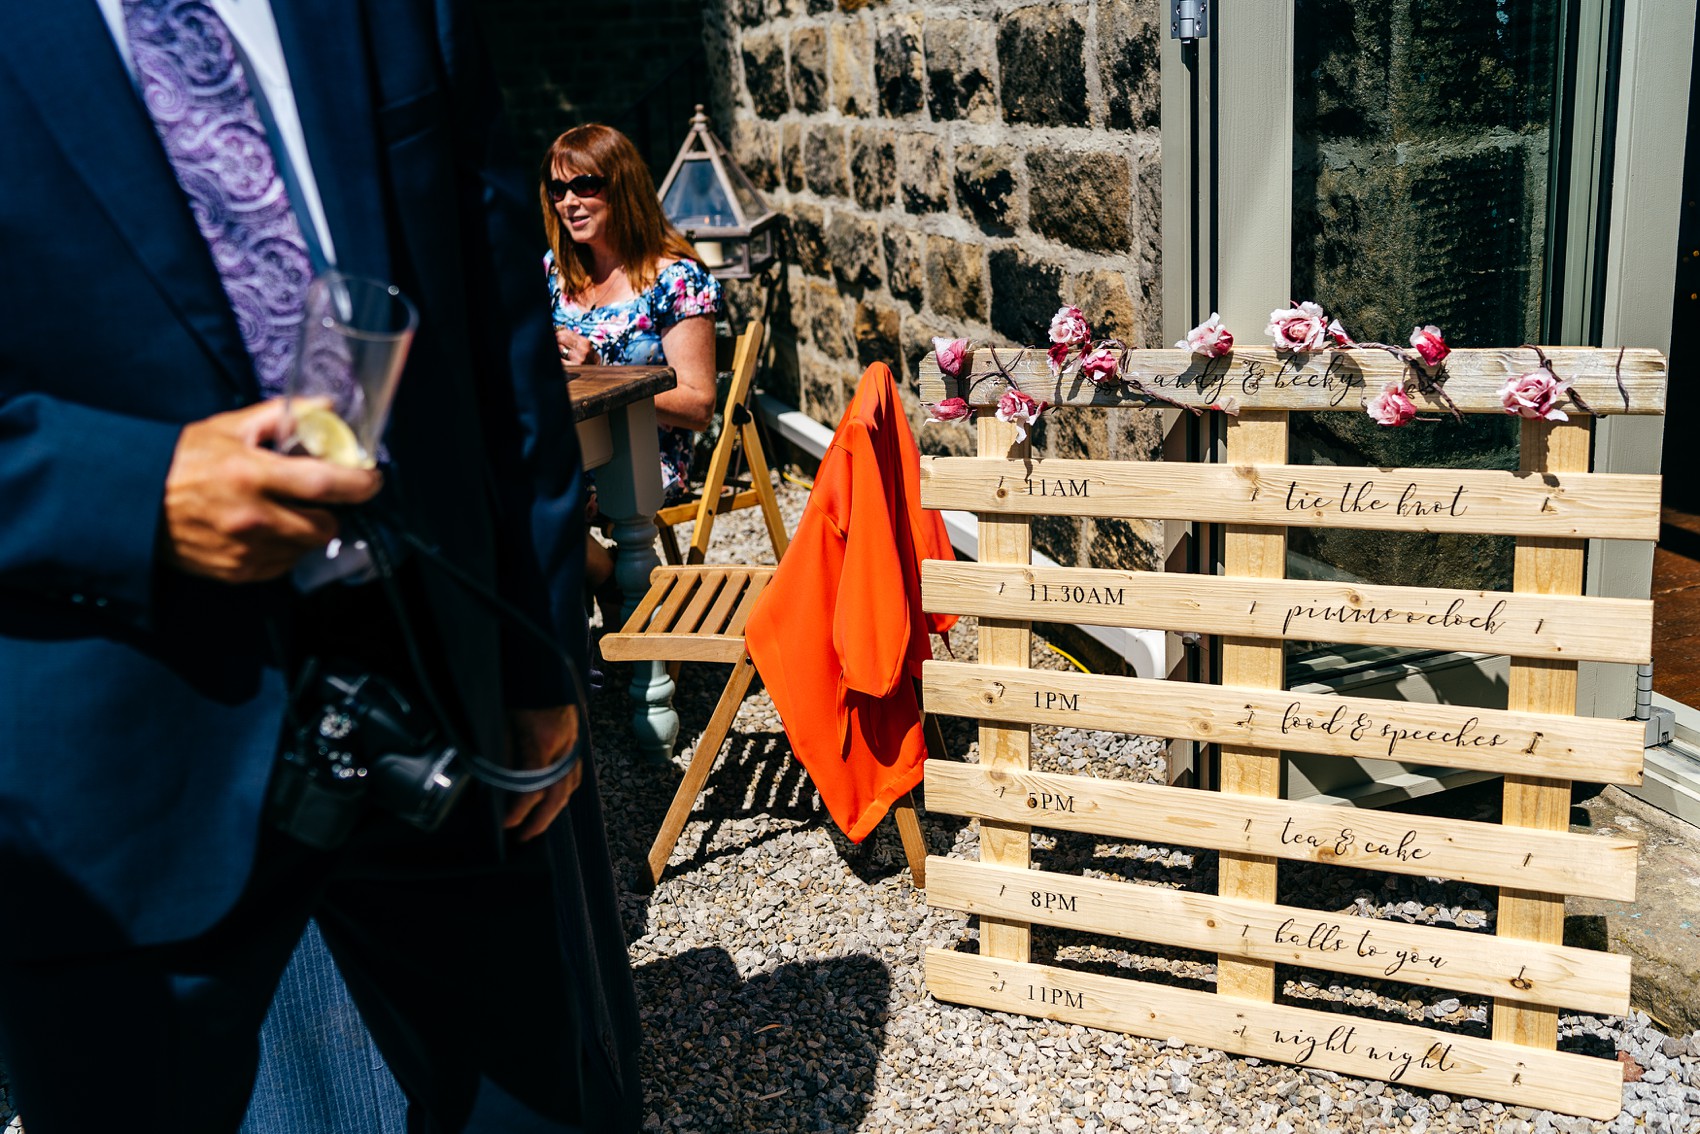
[123,0,314,397]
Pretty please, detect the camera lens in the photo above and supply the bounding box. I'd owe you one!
[368,748,468,833]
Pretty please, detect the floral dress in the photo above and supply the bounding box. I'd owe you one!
[546,253,722,505]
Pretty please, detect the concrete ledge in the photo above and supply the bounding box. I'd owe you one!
[1569,785,1700,1033]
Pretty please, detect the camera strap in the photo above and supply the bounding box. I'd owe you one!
[348,509,586,794]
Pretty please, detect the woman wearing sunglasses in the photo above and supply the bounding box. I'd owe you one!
[540,124,722,512]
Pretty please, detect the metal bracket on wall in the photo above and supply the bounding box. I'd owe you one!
[1639,662,1675,746]
[1171,0,1208,42]
[1646,707,1676,748]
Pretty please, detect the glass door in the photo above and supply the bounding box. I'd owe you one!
[1160,0,1695,803]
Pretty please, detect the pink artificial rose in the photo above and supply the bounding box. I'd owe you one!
[1266,301,1330,352]
[1499,369,1571,422]
[1409,324,1450,370]
[1046,341,1071,377]
[1326,318,1354,347]
[926,396,972,424]
[1048,305,1092,348]
[1365,381,1417,427]
[1176,313,1233,358]
[1079,347,1119,384]
[932,337,970,378]
[995,388,1045,444]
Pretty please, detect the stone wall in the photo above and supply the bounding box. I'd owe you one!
[709,0,1166,571]
[479,0,710,164]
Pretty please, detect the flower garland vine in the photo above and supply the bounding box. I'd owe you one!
[921,302,1611,434]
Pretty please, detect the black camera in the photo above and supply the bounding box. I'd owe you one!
[267,665,470,850]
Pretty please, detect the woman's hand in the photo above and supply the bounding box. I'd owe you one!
[555,328,599,366]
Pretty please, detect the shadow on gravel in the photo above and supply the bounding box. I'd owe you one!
[603,660,976,890]
[635,947,890,1134]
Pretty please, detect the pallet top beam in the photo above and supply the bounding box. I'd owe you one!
[917,346,1666,415]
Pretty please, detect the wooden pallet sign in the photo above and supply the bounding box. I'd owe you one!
[916,344,1665,1122]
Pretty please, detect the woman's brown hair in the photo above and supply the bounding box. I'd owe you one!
[539,124,702,299]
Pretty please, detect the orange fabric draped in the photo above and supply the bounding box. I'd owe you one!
[745,363,957,842]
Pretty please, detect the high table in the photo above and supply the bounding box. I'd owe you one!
[567,364,679,760]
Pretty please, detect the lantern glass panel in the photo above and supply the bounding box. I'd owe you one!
[663,159,736,228]
[728,169,766,224]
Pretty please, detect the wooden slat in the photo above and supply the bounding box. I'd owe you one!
[702,568,753,634]
[921,661,1645,784]
[924,951,1625,1120]
[978,409,1033,963]
[725,570,773,637]
[924,763,1637,900]
[925,858,1631,1015]
[653,489,764,530]
[599,632,746,664]
[673,568,730,636]
[921,562,1653,664]
[617,570,678,635]
[649,571,704,634]
[919,456,1662,540]
[917,345,1667,416]
[655,498,699,526]
[1496,419,1591,1052]
[1217,411,1288,1004]
[717,488,765,515]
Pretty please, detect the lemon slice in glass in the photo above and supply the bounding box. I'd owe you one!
[291,406,372,470]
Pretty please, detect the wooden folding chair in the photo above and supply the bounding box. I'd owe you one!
[601,563,933,890]
[655,320,790,567]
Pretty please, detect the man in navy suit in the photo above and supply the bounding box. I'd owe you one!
[0,2,630,1130]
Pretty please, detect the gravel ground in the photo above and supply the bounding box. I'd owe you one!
[4,477,1698,1132]
[603,480,1700,1134]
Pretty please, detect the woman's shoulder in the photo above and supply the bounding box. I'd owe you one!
[652,257,715,287]
[650,258,721,321]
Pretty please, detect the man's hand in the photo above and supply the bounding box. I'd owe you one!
[555,328,599,366]
[162,399,382,583]
[504,705,583,841]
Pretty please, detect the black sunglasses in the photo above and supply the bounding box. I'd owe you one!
[546,174,607,202]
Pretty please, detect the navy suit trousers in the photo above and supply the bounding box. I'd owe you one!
[0,807,590,1134]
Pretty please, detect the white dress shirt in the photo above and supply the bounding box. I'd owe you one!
[94,0,338,266]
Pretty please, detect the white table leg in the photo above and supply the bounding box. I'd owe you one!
[596,399,678,761]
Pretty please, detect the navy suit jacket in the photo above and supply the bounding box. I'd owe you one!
[0,0,586,956]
